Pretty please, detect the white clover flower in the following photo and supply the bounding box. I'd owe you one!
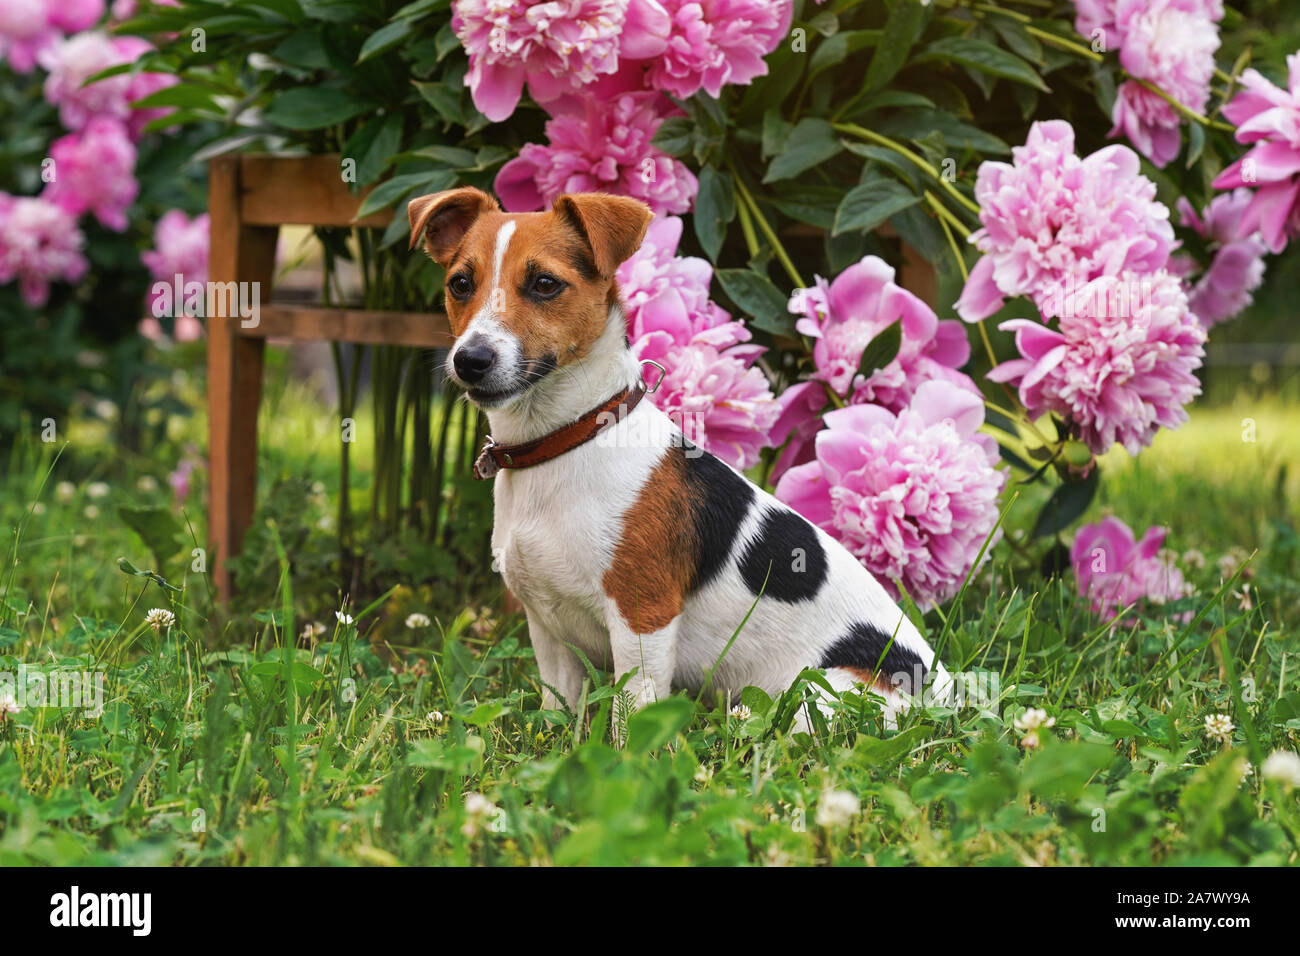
[0,689,21,716]
[1204,713,1235,743]
[815,789,860,829]
[335,610,354,626]
[1235,584,1253,612]
[300,622,325,641]
[145,608,175,632]
[1261,750,1300,790]
[136,475,159,493]
[1014,708,1055,732]
[694,766,713,784]
[729,704,751,720]
[427,710,445,724]
[86,481,109,499]
[55,481,75,503]
[94,399,117,420]
[405,612,431,629]
[461,792,497,837]
[1217,547,1249,579]
[31,502,45,515]
[83,505,99,520]
[1181,549,1206,570]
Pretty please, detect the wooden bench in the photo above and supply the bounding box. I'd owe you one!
[206,153,453,600]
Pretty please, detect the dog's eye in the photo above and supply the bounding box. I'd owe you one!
[448,274,474,300]
[532,274,563,298]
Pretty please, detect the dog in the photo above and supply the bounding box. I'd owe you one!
[409,187,951,730]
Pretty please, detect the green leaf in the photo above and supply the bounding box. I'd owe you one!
[1019,741,1114,800]
[1031,468,1100,539]
[263,87,373,129]
[355,170,454,220]
[878,110,1010,155]
[458,701,508,726]
[652,116,694,157]
[115,557,182,593]
[857,320,902,379]
[694,167,735,261]
[130,84,219,111]
[916,37,1049,92]
[763,118,842,183]
[625,697,696,753]
[413,79,464,125]
[117,505,185,572]
[833,178,920,235]
[991,17,1044,65]
[357,17,414,63]
[865,0,930,90]
[808,30,881,82]
[715,269,795,336]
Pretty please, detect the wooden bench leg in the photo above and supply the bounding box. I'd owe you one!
[208,156,278,601]
[208,327,266,600]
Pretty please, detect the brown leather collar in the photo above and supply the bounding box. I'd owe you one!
[473,381,647,480]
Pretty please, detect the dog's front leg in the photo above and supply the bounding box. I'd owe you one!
[525,611,585,714]
[606,608,678,743]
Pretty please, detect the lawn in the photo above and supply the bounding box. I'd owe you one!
[1,356,1297,866]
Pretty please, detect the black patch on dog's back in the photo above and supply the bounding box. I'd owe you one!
[738,508,828,602]
[820,621,927,692]
[680,442,755,591]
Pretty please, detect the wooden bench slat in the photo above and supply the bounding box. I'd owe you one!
[239,305,453,348]
[237,154,394,229]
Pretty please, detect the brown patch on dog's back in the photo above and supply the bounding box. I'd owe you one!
[838,667,901,698]
[604,449,699,633]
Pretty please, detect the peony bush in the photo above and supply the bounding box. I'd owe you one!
[71,0,1300,616]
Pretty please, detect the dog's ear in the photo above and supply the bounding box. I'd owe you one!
[407,187,499,264]
[553,193,654,278]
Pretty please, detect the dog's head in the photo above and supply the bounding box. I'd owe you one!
[409,188,653,408]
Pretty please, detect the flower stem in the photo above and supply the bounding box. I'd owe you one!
[1025,25,1103,62]
[1127,76,1237,131]
[734,184,761,259]
[930,192,970,281]
[731,172,806,288]
[832,122,982,217]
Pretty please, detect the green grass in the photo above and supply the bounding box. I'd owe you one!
[0,368,1298,866]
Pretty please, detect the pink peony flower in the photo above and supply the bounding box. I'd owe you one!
[1212,53,1300,254]
[770,256,978,481]
[40,32,175,137]
[641,0,791,99]
[956,120,1175,323]
[495,92,697,215]
[616,216,777,468]
[47,0,105,32]
[618,216,748,352]
[1076,0,1222,168]
[645,342,779,469]
[0,0,59,71]
[774,380,1006,609]
[989,270,1205,456]
[1171,190,1267,327]
[141,208,210,325]
[0,193,88,307]
[1071,515,1189,619]
[42,117,137,231]
[452,0,670,122]
[789,256,975,407]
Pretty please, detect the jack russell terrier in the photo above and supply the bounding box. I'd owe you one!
[409,187,951,728]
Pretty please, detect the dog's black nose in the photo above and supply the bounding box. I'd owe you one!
[453,342,496,384]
